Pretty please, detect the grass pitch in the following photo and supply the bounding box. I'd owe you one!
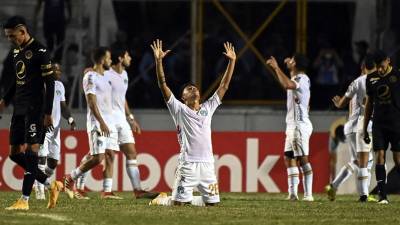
[0,192,399,225]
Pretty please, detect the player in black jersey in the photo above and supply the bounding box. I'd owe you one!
[363,50,400,204]
[0,16,63,210]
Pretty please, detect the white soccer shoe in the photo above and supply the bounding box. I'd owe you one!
[285,194,299,201]
[377,199,389,204]
[34,182,46,200]
[302,196,314,202]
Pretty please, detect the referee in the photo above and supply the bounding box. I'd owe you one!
[0,16,63,210]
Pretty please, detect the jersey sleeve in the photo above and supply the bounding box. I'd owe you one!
[38,48,54,77]
[294,75,310,92]
[83,72,96,95]
[203,91,222,114]
[166,94,184,121]
[344,80,358,99]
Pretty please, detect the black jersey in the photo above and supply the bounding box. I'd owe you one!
[366,67,400,127]
[3,38,54,115]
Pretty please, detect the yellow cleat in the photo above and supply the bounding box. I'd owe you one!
[47,181,64,209]
[149,192,168,205]
[5,198,29,211]
[367,195,378,202]
[325,184,336,201]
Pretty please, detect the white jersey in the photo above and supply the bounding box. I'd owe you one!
[344,75,372,134]
[105,68,129,123]
[83,71,114,131]
[167,92,221,163]
[286,73,312,129]
[52,81,66,128]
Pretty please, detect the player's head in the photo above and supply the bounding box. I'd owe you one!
[374,50,390,75]
[91,47,112,70]
[2,16,30,47]
[361,53,376,73]
[111,48,131,68]
[180,82,200,104]
[52,63,62,80]
[286,53,308,72]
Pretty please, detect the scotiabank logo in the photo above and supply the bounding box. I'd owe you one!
[0,131,329,192]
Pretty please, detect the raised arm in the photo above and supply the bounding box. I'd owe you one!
[86,94,110,136]
[125,101,141,134]
[331,95,351,109]
[266,56,297,90]
[216,42,236,100]
[150,39,172,102]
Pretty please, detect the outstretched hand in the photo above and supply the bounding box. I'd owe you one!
[266,56,279,70]
[150,39,171,61]
[332,95,341,108]
[223,42,236,61]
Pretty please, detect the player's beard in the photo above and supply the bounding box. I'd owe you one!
[103,64,110,70]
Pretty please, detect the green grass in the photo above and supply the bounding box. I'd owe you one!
[0,192,399,225]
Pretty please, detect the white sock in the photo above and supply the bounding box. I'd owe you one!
[71,168,83,180]
[358,168,369,196]
[103,178,113,192]
[191,196,206,207]
[45,166,55,177]
[287,167,299,197]
[21,195,29,201]
[331,163,355,190]
[77,171,88,190]
[126,159,142,190]
[301,163,313,197]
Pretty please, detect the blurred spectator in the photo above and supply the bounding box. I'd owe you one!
[111,30,129,50]
[313,47,344,86]
[354,40,369,67]
[0,49,14,99]
[63,43,79,99]
[34,0,72,63]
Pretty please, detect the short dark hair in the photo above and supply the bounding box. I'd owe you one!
[179,82,197,98]
[111,47,127,65]
[374,50,388,64]
[363,53,376,70]
[2,15,27,29]
[293,53,309,71]
[91,47,109,64]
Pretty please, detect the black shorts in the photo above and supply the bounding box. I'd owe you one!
[9,112,45,145]
[372,125,400,152]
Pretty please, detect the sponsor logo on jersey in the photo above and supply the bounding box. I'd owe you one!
[177,186,185,194]
[199,109,208,116]
[38,49,47,52]
[25,50,33,59]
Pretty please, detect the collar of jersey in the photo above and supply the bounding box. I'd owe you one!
[379,66,392,77]
[19,37,34,51]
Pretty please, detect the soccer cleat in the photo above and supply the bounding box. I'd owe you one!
[34,182,46,200]
[149,192,168,205]
[377,198,389,204]
[74,190,90,200]
[63,174,75,199]
[5,198,29,210]
[285,194,299,201]
[367,195,378,202]
[134,190,159,199]
[325,184,336,201]
[101,192,123,200]
[47,181,64,209]
[358,195,368,203]
[302,196,314,202]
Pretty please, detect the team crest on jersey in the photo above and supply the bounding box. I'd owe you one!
[124,79,128,84]
[177,186,185,194]
[56,90,62,96]
[389,76,397,83]
[198,109,208,116]
[25,50,33,59]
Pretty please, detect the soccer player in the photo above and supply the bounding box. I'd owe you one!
[35,63,76,200]
[0,16,63,210]
[63,47,119,199]
[326,55,376,202]
[148,39,236,206]
[363,50,400,204]
[266,54,314,201]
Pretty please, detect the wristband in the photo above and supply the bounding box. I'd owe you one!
[68,117,74,125]
[128,114,135,120]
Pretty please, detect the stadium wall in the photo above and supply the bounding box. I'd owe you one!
[1,110,386,194]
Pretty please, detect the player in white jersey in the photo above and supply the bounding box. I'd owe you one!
[266,54,314,201]
[63,47,119,198]
[34,63,76,200]
[149,40,236,206]
[326,55,376,202]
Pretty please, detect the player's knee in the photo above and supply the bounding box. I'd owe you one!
[93,154,105,165]
[9,145,24,155]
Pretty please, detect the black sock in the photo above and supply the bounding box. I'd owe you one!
[22,150,38,196]
[375,164,387,199]
[10,152,48,184]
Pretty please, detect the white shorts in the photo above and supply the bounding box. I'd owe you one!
[87,129,119,155]
[284,125,312,157]
[39,129,61,160]
[171,161,220,204]
[115,120,135,145]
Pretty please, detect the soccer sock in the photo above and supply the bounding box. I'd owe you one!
[126,159,142,190]
[287,167,299,197]
[191,196,206,207]
[375,164,387,199]
[22,150,38,197]
[21,195,29,201]
[71,168,83,180]
[358,168,369,196]
[331,163,355,190]
[301,163,313,197]
[103,178,113,192]
[37,164,46,191]
[77,171,89,190]
[9,152,49,185]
